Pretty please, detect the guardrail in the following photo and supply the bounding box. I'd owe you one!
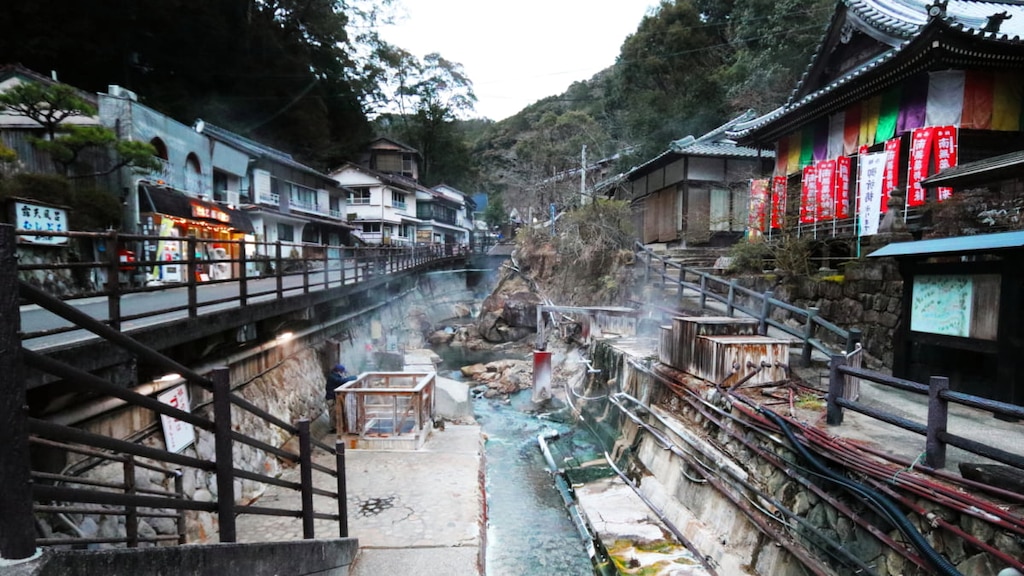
[15,229,467,340]
[826,355,1024,471]
[635,242,861,362]
[1,224,349,560]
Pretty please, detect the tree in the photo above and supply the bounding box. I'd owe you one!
[374,50,478,187]
[0,82,161,177]
[482,194,507,229]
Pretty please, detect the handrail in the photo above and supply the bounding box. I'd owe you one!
[634,241,861,363]
[16,228,469,341]
[827,354,1024,471]
[1,224,350,558]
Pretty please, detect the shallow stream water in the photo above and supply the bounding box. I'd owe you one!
[474,390,603,576]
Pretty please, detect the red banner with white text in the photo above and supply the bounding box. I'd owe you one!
[800,165,817,223]
[816,159,836,221]
[748,179,769,232]
[907,127,934,207]
[933,126,958,201]
[771,176,787,229]
[835,156,852,219]
[881,138,900,212]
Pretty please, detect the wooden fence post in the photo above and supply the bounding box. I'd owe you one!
[106,229,122,329]
[826,353,847,425]
[802,307,818,367]
[297,419,315,539]
[845,328,863,355]
[0,224,36,561]
[726,281,736,316]
[275,241,284,297]
[758,290,773,335]
[677,265,686,302]
[699,274,707,309]
[238,237,248,307]
[125,455,138,547]
[926,376,949,469]
[211,368,237,542]
[186,235,198,319]
[335,440,349,538]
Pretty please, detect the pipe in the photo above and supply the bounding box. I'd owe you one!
[755,406,963,576]
[535,431,619,576]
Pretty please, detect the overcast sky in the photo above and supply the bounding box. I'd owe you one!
[378,0,656,121]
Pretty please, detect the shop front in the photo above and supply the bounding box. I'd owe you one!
[137,183,254,284]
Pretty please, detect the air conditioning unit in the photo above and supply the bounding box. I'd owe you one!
[107,85,138,101]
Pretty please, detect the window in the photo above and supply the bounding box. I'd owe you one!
[392,192,407,210]
[289,183,318,211]
[277,223,294,242]
[374,153,402,173]
[362,222,381,233]
[348,188,371,204]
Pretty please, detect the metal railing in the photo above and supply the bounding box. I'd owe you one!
[2,223,350,560]
[826,354,1024,471]
[635,242,861,362]
[16,229,465,340]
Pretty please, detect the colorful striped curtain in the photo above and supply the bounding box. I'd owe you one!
[992,73,1023,131]
[843,102,862,156]
[925,70,964,127]
[800,124,816,168]
[876,87,901,142]
[787,132,802,175]
[897,74,928,133]
[859,95,881,147]
[963,71,994,129]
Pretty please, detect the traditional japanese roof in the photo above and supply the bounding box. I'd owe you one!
[734,0,1024,146]
[920,148,1024,187]
[626,110,770,179]
[197,120,335,183]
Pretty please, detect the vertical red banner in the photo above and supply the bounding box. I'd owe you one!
[800,165,817,223]
[815,159,836,221]
[906,127,934,207]
[835,156,851,219]
[933,126,958,201]
[771,176,787,229]
[748,179,769,232]
[881,138,901,213]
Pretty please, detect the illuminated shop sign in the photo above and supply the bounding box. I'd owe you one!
[191,203,231,223]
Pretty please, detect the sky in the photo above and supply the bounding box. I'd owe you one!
[378,0,657,121]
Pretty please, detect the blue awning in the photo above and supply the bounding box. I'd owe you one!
[867,230,1024,258]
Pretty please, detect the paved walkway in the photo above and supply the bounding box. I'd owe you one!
[235,423,484,576]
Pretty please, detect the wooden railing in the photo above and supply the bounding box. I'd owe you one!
[1,224,350,560]
[826,356,1024,471]
[635,242,862,363]
[15,228,467,340]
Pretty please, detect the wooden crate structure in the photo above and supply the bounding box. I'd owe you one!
[692,335,790,387]
[336,372,435,450]
[666,316,759,374]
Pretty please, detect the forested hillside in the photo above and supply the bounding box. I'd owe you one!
[471,0,835,219]
[1,0,833,215]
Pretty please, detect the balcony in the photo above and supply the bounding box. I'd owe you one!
[289,198,320,214]
[258,192,280,207]
[391,201,407,211]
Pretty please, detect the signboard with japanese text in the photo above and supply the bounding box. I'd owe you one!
[157,384,195,453]
[14,201,68,244]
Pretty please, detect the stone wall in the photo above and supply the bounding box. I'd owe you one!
[728,257,903,368]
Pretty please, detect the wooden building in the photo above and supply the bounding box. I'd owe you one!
[732,0,1024,248]
[623,111,773,248]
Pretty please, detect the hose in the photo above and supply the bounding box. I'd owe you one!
[756,406,963,576]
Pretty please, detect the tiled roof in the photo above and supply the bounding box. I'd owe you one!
[733,0,1024,142]
[199,120,333,182]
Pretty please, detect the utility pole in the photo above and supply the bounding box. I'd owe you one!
[580,145,588,206]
